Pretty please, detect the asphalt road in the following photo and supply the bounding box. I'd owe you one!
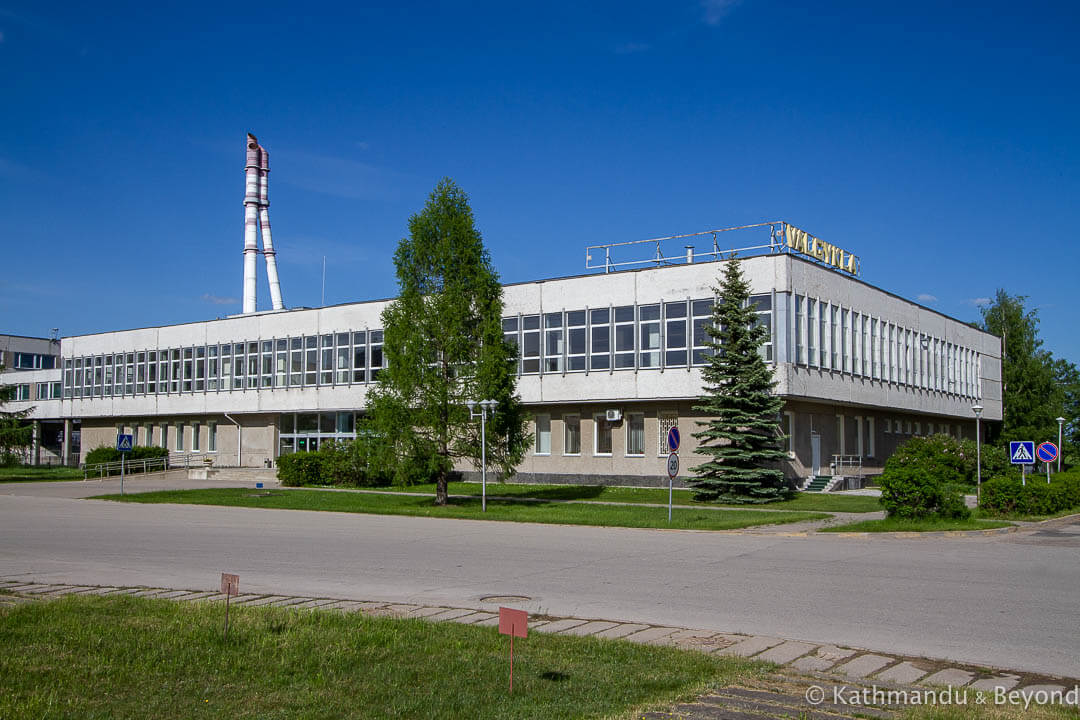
[1,478,1077,678]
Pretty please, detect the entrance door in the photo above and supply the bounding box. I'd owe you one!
[296,436,319,453]
[810,432,821,477]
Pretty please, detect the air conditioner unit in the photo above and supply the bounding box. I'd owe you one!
[605,409,622,422]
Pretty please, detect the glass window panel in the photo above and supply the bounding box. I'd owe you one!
[544,312,564,373]
[534,415,551,454]
[320,413,337,433]
[614,306,635,369]
[296,413,319,432]
[594,415,613,455]
[353,332,367,383]
[665,301,687,367]
[337,412,355,434]
[370,331,384,379]
[564,414,580,455]
[626,413,645,455]
[639,304,661,368]
[521,315,540,374]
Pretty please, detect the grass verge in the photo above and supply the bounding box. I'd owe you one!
[0,466,84,483]
[820,516,1014,533]
[363,480,884,513]
[0,594,764,720]
[94,487,830,530]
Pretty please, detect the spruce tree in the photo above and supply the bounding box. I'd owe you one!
[689,256,790,503]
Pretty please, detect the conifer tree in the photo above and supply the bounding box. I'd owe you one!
[689,256,789,503]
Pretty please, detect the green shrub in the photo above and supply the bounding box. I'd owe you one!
[131,445,168,461]
[980,471,1080,517]
[276,452,324,487]
[879,435,972,519]
[85,446,122,466]
[880,463,971,519]
[277,437,393,488]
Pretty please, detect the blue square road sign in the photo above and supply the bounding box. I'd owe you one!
[1009,441,1035,465]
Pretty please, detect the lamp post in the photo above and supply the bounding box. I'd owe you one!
[467,399,498,512]
[972,405,984,504]
[1058,416,1066,473]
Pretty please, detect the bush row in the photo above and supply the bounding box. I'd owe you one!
[979,471,1080,517]
[84,445,170,474]
[277,437,393,488]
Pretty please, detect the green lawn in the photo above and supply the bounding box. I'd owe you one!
[0,466,84,483]
[95,487,829,531]
[820,516,1014,533]
[0,594,765,720]
[366,481,884,513]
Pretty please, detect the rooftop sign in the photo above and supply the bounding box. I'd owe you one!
[784,224,860,276]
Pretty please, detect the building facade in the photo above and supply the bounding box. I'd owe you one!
[3,250,1002,485]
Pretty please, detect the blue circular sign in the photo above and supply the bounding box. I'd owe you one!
[667,426,681,452]
[1036,442,1058,463]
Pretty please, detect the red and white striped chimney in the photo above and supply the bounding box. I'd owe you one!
[242,134,261,314]
[257,141,284,310]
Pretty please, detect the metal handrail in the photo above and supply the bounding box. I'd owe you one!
[83,456,169,480]
[830,454,863,477]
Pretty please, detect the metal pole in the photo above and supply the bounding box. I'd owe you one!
[120,453,125,496]
[668,474,673,523]
[481,407,487,513]
[1059,418,1065,473]
[975,415,981,504]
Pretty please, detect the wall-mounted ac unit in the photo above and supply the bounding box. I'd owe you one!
[605,409,622,422]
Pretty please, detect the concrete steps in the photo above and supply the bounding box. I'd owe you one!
[186,467,278,483]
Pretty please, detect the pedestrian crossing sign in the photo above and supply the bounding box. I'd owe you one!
[116,434,134,453]
[1009,441,1035,465]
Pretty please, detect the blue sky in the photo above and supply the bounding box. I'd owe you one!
[1,0,1077,362]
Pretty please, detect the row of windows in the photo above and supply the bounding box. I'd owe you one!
[12,352,57,370]
[9,382,63,402]
[791,293,982,400]
[533,411,681,458]
[504,296,772,375]
[63,332,385,398]
[118,421,217,452]
[60,297,774,399]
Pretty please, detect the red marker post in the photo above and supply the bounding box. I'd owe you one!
[498,607,528,693]
[221,573,239,640]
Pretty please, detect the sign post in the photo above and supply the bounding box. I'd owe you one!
[666,427,680,523]
[220,572,239,640]
[1010,441,1035,486]
[498,607,528,693]
[116,434,133,496]
[1037,442,1058,483]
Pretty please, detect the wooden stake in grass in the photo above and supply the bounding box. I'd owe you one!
[498,607,528,694]
[220,573,239,640]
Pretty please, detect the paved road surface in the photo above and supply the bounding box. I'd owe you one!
[1,478,1077,677]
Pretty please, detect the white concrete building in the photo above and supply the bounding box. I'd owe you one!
[3,235,1002,487]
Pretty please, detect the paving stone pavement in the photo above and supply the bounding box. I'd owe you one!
[3,576,1078,714]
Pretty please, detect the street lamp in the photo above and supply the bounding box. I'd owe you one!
[972,405,984,504]
[467,399,498,512]
[1057,416,1066,473]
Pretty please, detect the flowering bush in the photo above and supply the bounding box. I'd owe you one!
[879,434,972,519]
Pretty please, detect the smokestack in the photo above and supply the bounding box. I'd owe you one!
[243,134,260,314]
[257,143,284,310]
